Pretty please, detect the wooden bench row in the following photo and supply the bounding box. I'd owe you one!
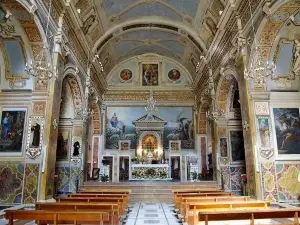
[5,188,132,225]
[172,188,300,225]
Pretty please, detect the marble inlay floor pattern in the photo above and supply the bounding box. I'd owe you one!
[125,203,180,225]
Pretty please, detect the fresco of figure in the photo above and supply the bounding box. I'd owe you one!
[73,141,80,157]
[31,121,40,148]
[110,113,118,128]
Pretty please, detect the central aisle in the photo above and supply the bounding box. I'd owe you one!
[125,203,180,225]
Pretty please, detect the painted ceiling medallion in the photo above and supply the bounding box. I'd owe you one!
[168,69,181,83]
[120,69,133,83]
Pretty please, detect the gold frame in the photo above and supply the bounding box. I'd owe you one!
[273,38,295,79]
[0,37,29,80]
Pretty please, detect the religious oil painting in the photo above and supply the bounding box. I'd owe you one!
[119,140,130,151]
[26,117,44,159]
[0,109,26,153]
[168,69,181,83]
[257,117,271,149]
[273,108,300,155]
[230,131,245,162]
[56,129,70,160]
[219,137,228,157]
[142,64,158,86]
[105,107,194,150]
[120,69,133,83]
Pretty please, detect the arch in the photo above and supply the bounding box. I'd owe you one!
[216,67,238,113]
[1,0,51,89]
[62,64,85,115]
[106,54,194,87]
[252,0,300,66]
[92,18,208,54]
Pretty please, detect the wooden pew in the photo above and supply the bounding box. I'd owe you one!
[179,196,251,218]
[79,189,131,194]
[68,193,129,204]
[56,197,127,215]
[5,210,109,225]
[198,208,300,225]
[36,202,120,225]
[174,192,233,207]
[187,201,271,225]
[172,188,221,194]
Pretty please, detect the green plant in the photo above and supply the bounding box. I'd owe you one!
[100,174,109,182]
[191,172,198,180]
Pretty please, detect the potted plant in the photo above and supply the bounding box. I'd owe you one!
[191,172,198,181]
[100,174,109,182]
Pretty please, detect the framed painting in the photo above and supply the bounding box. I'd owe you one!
[0,108,27,155]
[219,137,228,158]
[272,108,300,158]
[26,116,44,159]
[119,140,130,151]
[142,64,158,86]
[257,116,272,150]
[229,130,245,163]
[56,129,70,161]
[170,140,181,152]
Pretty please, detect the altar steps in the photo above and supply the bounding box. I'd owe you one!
[82,181,219,203]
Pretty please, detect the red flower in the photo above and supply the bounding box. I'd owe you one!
[241,174,247,179]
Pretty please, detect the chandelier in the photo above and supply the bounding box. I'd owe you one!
[24,0,57,85]
[244,46,276,84]
[243,0,276,85]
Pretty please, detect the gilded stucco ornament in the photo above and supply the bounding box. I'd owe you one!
[243,120,249,132]
[52,119,58,130]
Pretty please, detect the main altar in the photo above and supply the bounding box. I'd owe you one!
[129,92,172,180]
[131,164,170,180]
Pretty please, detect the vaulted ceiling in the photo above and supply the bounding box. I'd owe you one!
[72,0,226,80]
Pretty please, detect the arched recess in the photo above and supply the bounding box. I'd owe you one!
[247,0,300,89]
[1,0,51,90]
[86,102,102,179]
[252,0,300,202]
[215,68,245,193]
[55,68,85,194]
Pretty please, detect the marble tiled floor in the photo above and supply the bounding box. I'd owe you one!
[125,203,180,225]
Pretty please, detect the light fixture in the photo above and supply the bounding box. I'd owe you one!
[244,0,276,85]
[219,10,223,16]
[77,8,81,14]
[24,0,57,85]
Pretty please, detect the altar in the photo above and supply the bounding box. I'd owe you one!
[131,164,171,180]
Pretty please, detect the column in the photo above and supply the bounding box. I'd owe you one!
[234,15,261,199]
[39,13,66,200]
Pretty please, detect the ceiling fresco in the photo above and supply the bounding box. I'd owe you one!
[114,30,185,62]
[69,0,227,85]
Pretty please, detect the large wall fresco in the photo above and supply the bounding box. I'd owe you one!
[106,107,194,150]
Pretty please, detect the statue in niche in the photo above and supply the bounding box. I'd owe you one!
[31,121,40,148]
[293,39,300,76]
[73,141,80,157]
